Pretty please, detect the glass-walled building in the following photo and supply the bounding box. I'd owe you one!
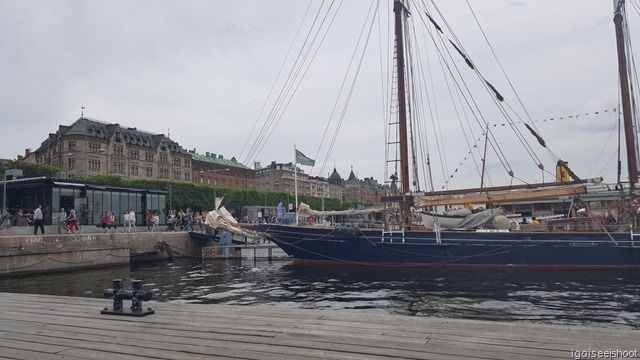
[1,178,167,226]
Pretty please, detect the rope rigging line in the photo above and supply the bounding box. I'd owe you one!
[253,0,340,164]
[318,0,381,177]
[412,0,608,189]
[238,2,315,162]
[411,1,485,189]
[422,0,550,175]
[412,1,510,189]
[242,0,341,166]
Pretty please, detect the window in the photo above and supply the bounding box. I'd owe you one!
[112,162,124,174]
[160,155,168,163]
[184,159,191,168]
[160,168,169,179]
[88,159,101,171]
[173,158,181,166]
[173,171,181,181]
[115,132,122,142]
[88,143,101,152]
[68,158,76,169]
[145,153,154,162]
[68,142,76,151]
[200,177,204,184]
[145,167,153,177]
[114,146,124,155]
[130,165,139,175]
[184,172,191,181]
[129,150,139,160]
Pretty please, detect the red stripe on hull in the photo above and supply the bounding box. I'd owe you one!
[292,258,640,270]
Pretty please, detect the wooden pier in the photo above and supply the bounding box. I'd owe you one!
[0,292,637,359]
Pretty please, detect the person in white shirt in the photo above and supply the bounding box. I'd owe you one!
[123,211,130,233]
[128,209,136,233]
[33,205,44,235]
[57,208,67,234]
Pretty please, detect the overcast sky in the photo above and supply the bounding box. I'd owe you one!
[1,0,638,190]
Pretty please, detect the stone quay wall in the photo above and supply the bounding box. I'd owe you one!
[0,231,199,276]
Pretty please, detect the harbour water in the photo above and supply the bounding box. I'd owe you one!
[1,258,639,330]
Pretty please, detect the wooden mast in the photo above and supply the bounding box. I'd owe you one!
[394,0,411,225]
[614,0,639,189]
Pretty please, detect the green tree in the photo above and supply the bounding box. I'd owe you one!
[83,176,374,212]
[0,160,60,179]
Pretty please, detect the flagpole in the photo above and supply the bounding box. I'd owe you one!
[294,145,298,225]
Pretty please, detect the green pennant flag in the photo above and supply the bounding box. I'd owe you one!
[295,149,315,166]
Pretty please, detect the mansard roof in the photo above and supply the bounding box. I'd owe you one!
[37,117,187,154]
[190,151,251,169]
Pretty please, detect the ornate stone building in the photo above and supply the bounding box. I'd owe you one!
[190,151,255,190]
[29,118,382,203]
[32,117,192,182]
[255,161,343,199]
[342,167,382,204]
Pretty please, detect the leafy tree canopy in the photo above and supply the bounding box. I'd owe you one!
[0,160,61,179]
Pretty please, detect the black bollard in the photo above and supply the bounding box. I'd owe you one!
[105,279,124,312]
[101,279,155,317]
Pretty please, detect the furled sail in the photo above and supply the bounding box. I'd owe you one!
[415,183,594,207]
[297,202,384,217]
[205,207,263,240]
[421,207,507,230]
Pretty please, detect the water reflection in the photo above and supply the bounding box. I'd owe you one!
[1,258,639,329]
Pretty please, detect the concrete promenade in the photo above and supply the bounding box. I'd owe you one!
[0,292,637,359]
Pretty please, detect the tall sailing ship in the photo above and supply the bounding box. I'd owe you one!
[221,1,640,267]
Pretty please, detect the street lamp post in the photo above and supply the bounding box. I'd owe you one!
[3,169,23,211]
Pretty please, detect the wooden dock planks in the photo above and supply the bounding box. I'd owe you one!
[0,292,636,359]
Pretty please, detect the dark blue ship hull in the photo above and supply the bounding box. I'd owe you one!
[255,224,640,268]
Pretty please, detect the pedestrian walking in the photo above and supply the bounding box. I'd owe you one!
[33,204,44,235]
[152,211,159,232]
[101,211,109,233]
[129,209,137,233]
[146,209,153,232]
[108,212,117,233]
[0,208,11,235]
[57,208,67,234]
[66,209,80,234]
[123,211,130,233]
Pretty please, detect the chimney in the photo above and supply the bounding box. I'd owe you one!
[254,161,261,169]
[24,148,32,158]
[205,152,210,157]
